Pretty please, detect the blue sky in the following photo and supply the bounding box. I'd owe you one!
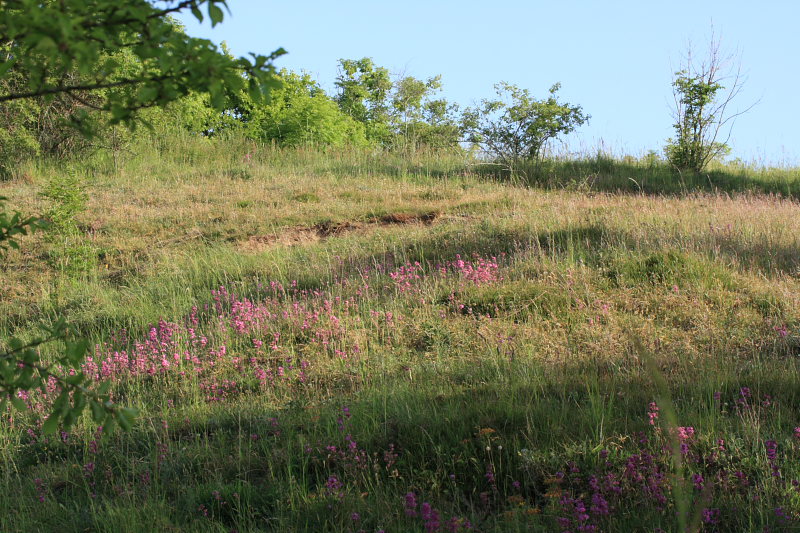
[177,1,800,164]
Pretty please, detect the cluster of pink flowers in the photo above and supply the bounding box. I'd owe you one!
[647,402,659,426]
[16,253,512,414]
[388,253,504,293]
[445,254,502,285]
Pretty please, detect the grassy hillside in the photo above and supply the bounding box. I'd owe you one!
[2,140,799,532]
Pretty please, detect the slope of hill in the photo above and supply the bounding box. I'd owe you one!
[2,142,799,531]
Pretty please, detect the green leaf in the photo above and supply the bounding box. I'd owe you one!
[97,380,112,395]
[120,406,139,420]
[0,57,17,78]
[117,411,133,431]
[208,4,225,27]
[10,396,27,412]
[90,400,105,424]
[137,86,159,104]
[65,374,84,386]
[52,390,69,416]
[42,414,60,435]
[103,416,116,435]
[117,407,139,432]
[62,409,77,429]
[65,341,90,366]
[72,389,85,411]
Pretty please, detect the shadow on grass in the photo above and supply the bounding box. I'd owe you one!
[49,217,794,348]
[703,231,800,277]
[463,158,800,200]
[321,153,800,202]
[14,352,800,531]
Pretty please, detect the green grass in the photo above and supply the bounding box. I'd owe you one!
[1,139,799,531]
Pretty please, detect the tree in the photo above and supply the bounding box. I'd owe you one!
[391,74,460,150]
[244,69,368,147]
[0,0,283,433]
[462,82,589,170]
[0,0,284,124]
[334,57,393,144]
[334,58,461,150]
[665,35,754,173]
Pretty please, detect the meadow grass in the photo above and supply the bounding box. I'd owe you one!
[1,139,799,532]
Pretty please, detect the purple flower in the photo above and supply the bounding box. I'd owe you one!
[740,387,751,398]
[421,503,440,532]
[33,478,46,503]
[421,502,434,521]
[765,440,778,462]
[324,476,343,499]
[404,492,418,517]
[766,440,781,477]
[446,517,462,533]
[590,492,609,516]
[702,508,720,525]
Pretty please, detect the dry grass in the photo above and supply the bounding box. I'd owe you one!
[1,141,799,532]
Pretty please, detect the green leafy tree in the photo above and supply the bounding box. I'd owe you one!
[462,82,589,170]
[0,0,283,433]
[335,57,393,144]
[665,37,753,173]
[0,0,284,124]
[334,59,461,150]
[0,42,105,167]
[244,70,368,147]
[391,74,460,150]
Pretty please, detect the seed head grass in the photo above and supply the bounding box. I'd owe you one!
[1,139,799,531]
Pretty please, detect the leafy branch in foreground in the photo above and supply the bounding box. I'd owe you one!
[0,195,47,252]
[0,198,135,432]
[1,320,137,434]
[0,0,285,129]
[1,0,285,431]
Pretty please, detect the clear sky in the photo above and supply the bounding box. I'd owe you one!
[176,1,800,165]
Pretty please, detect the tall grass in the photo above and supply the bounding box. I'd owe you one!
[1,137,799,531]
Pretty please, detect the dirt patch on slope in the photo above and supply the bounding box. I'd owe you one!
[374,211,440,225]
[241,211,441,253]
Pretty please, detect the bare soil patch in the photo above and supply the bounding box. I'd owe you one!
[240,211,441,252]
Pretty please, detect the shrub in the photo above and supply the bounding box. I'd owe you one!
[462,82,589,171]
[245,70,370,147]
[665,35,753,173]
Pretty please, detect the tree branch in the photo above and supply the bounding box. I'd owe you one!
[0,74,169,103]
